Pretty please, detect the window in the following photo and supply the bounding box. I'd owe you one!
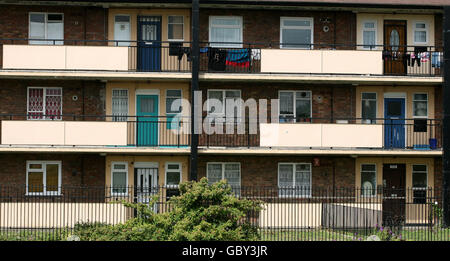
[112,89,128,122]
[207,163,241,194]
[361,92,377,124]
[111,162,128,195]
[361,164,376,197]
[27,87,62,120]
[209,16,243,48]
[278,163,311,197]
[166,90,182,114]
[414,22,428,44]
[412,164,427,203]
[279,91,311,122]
[280,17,313,49]
[114,15,131,46]
[168,16,184,41]
[165,163,182,187]
[29,13,63,45]
[207,90,242,121]
[413,93,428,118]
[26,161,61,195]
[362,21,377,49]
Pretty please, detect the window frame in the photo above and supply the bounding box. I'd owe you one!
[208,16,243,48]
[27,87,63,120]
[111,88,129,122]
[28,12,64,45]
[26,160,62,196]
[280,17,314,49]
[412,164,428,203]
[361,92,378,124]
[277,162,312,198]
[167,15,184,42]
[361,20,377,50]
[165,162,182,188]
[206,89,242,121]
[278,90,312,123]
[412,92,428,119]
[111,161,129,196]
[206,162,241,188]
[360,163,377,198]
[113,14,131,46]
[413,21,429,45]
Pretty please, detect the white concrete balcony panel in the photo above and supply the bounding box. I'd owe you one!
[2,45,129,71]
[260,49,383,75]
[260,123,383,148]
[1,120,127,146]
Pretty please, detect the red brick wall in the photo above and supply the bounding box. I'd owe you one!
[197,155,355,189]
[435,13,443,48]
[0,153,105,186]
[0,80,105,120]
[198,82,356,121]
[0,5,107,44]
[200,9,356,48]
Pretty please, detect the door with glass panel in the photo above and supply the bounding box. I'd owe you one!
[384,98,405,148]
[384,20,406,75]
[137,16,161,71]
[137,95,159,146]
[135,168,158,204]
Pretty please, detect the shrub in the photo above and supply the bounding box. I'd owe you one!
[71,178,262,241]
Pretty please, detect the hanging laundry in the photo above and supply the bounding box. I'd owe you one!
[420,51,430,63]
[225,49,251,67]
[431,52,442,68]
[208,48,227,71]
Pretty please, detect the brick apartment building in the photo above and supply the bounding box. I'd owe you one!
[0,0,447,227]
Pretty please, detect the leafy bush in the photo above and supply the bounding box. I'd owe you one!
[71,178,262,241]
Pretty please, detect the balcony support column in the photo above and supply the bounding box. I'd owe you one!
[189,0,200,181]
[443,6,450,228]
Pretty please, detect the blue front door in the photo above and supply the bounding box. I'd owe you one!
[137,16,161,71]
[137,95,159,146]
[384,98,405,148]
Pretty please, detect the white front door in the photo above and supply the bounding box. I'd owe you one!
[136,168,158,203]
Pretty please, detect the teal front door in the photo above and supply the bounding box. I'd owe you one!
[137,95,158,146]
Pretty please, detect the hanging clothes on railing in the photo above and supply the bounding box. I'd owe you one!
[225,49,251,67]
[432,52,443,68]
[208,48,227,71]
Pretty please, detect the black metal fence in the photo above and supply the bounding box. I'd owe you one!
[0,186,449,241]
[0,39,443,76]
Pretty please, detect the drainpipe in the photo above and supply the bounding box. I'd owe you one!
[443,6,450,228]
[189,0,200,181]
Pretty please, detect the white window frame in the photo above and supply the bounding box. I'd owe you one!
[166,89,183,114]
[165,162,182,188]
[27,87,63,120]
[111,161,129,196]
[111,88,129,121]
[412,164,428,190]
[278,90,312,123]
[413,21,429,45]
[209,16,243,48]
[28,12,64,45]
[206,162,241,188]
[114,14,131,46]
[412,92,428,118]
[361,92,377,123]
[360,163,377,198]
[361,20,377,50]
[277,162,312,198]
[26,161,62,196]
[206,89,242,121]
[167,15,184,42]
[280,17,314,49]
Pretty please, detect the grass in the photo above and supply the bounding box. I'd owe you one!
[1,227,449,241]
[258,227,450,241]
